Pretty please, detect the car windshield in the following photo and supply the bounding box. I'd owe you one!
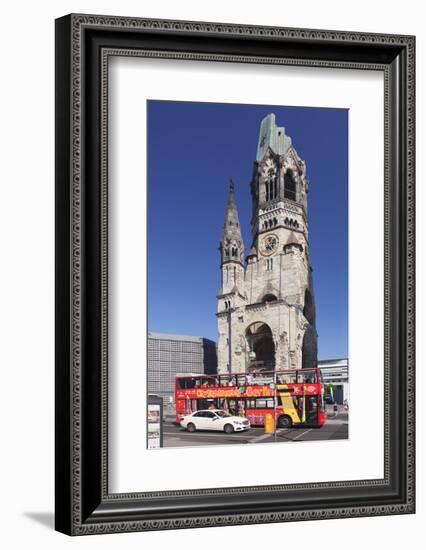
[215,410,232,417]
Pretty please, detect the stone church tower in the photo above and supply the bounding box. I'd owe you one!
[217,113,317,374]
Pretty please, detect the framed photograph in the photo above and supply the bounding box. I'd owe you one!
[55,14,415,535]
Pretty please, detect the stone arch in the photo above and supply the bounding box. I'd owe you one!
[258,282,278,304]
[262,293,277,303]
[245,322,275,371]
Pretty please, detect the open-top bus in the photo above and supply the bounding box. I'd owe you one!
[175,368,327,428]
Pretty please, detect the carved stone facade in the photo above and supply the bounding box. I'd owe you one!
[217,113,317,374]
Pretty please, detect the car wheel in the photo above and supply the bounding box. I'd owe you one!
[278,415,292,429]
[187,423,196,433]
[224,423,234,434]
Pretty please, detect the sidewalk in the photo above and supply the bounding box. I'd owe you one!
[325,404,348,415]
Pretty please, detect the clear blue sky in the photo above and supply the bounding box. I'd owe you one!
[147,100,348,360]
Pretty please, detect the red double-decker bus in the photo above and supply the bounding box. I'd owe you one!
[175,368,327,428]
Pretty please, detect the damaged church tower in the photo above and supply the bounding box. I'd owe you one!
[217,113,317,373]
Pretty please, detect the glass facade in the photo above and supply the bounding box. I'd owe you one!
[147,333,217,410]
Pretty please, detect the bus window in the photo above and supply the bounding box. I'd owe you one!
[251,373,273,385]
[297,370,316,383]
[277,371,296,384]
[220,374,237,387]
[236,374,247,386]
[198,398,217,410]
[219,375,230,387]
[179,378,196,389]
[304,371,317,383]
[256,398,274,409]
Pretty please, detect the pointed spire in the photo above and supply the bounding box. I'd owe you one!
[220,178,245,265]
[222,178,241,239]
[228,177,235,206]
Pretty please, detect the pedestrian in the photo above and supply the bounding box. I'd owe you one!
[333,401,338,416]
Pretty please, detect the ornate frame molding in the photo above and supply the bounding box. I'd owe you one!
[55,14,415,535]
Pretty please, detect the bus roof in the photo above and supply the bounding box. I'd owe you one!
[175,368,320,378]
[175,373,215,378]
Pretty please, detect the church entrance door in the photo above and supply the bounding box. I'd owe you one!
[245,322,275,371]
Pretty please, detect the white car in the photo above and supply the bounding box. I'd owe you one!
[180,410,250,434]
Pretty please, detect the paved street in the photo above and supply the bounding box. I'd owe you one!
[162,410,348,448]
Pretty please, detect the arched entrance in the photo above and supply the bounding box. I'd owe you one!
[245,322,275,371]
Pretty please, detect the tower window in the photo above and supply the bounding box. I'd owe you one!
[284,169,297,201]
[266,258,273,271]
[284,217,299,228]
[265,168,277,202]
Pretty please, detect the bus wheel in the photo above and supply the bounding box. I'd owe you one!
[278,415,292,429]
[224,423,234,434]
[187,423,196,433]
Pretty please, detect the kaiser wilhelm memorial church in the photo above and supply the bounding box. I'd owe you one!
[217,113,317,374]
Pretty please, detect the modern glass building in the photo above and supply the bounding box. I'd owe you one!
[147,332,217,412]
[318,358,349,405]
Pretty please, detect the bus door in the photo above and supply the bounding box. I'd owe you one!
[305,396,318,424]
[292,395,318,425]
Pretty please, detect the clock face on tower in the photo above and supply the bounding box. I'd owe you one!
[260,234,279,256]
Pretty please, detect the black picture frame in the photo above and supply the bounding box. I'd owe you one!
[55,13,415,535]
